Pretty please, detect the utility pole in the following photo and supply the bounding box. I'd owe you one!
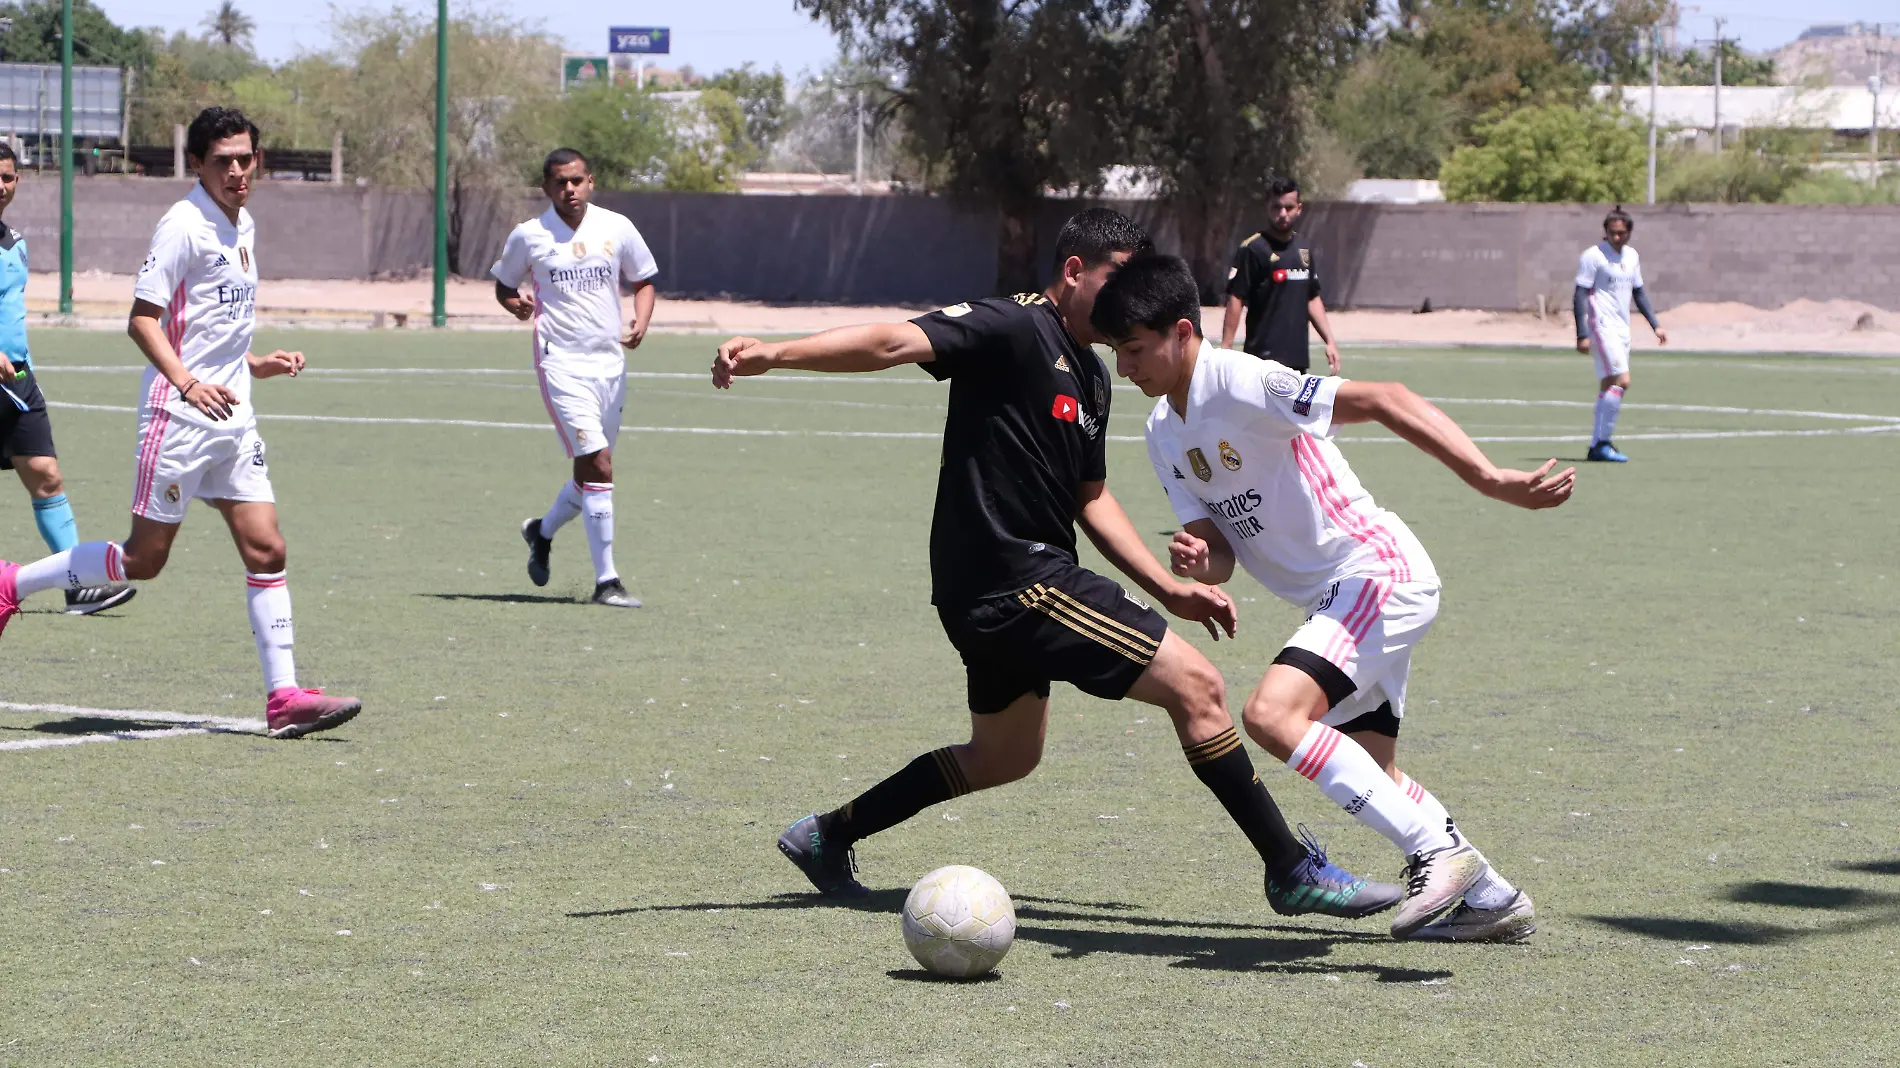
[853,89,864,195]
[1648,23,1660,204]
[58,0,72,316]
[1872,25,1886,181]
[1711,16,1725,154]
[431,0,447,328]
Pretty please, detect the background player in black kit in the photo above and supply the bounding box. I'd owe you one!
[1220,177,1340,374]
[712,209,1398,919]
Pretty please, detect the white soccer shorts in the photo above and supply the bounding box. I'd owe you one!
[1589,329,1631,378]
[1283,576,1440,727]
[131,416,275,523]
[536,365,625,458]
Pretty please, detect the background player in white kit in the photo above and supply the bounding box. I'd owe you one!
[1574,206,1667,464]
[494,148,657,608]
[0,107,360,739]
[1095,254,1576,940]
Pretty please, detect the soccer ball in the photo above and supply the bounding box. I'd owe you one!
[900,865,1017,979]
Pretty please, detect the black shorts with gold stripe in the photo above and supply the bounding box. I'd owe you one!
[937,563,1168,715]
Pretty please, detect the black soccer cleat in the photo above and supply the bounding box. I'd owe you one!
[65,583,137,616]
[777,814,869,898]
[590,579,642,609]
[521,518,552,587]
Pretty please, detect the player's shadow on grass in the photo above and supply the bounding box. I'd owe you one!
[1582,874,1900,945]
[423,592,578,605]
[0,716,260,738]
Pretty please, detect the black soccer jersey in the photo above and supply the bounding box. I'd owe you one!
[1226,230,1321,370]
[911,294,1112,606]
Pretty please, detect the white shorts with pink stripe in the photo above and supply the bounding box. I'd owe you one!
[537,365,625,459]
[1284,576,1440,727]
[131,417,274,523]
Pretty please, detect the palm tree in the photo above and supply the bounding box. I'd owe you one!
[202,1,255,49]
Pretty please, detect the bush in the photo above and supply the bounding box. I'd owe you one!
[1439,101,1644,202]
[1779,170,1900,205]
[1323,48,1456,179]
[1657,145,1808,203]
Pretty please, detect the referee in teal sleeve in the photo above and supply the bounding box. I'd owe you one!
[0,142,135,615]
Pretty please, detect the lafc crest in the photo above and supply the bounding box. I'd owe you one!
[1300,247,1310,268]
[1186,448,1212,482]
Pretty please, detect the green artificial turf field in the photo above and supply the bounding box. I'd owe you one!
[2,328,1897,1066]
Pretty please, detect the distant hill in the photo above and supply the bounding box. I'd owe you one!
[1772,24,1900,86]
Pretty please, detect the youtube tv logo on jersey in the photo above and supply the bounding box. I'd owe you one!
[1051,395,1079,422]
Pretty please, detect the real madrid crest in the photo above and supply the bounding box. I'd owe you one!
[1186,448,1212,482]
[1219,440,1242,471]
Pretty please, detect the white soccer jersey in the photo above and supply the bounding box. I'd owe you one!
[492,204,658,377]
[132,182,259,430]
[1143,342,1436,609]
[1575,240,1643,341]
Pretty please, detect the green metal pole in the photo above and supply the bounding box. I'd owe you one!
[432,0,447,327]
[58,0,73,316]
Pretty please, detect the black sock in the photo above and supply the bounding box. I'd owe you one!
[1184,727,1306,881]
[820,747,970,848]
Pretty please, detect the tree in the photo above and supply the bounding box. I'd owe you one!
[796,0,1132,292]
[1323,46,1456,179]
[663,89,757,191]
[326,9,560,271]
[1124,0,1375,295]
[1660,42,1777,87]
[0,0,151,66]
[1394,1,1586,136]
[1439,100,1643,202]
[769,56,915,183]
[201,1,255,49]
[705,64,787,162]
[557,81,673,189]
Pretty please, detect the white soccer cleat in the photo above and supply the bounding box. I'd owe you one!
[1410,889,1537,943]
[1391,842,1486,938]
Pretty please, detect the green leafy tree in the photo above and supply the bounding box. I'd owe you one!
[705,63,787,161]
[0,0,151,66]
[1393,1,1586,136]
[1656,130,1816,203]
[1439,100,1643,201]
[201,1,256,49]
[662,88,756,191]
[796,0,1134,292]
[557,81,672,189]
[1322,46,1455,178]
[1122,0,1377,295]
[1659,42,1777,87]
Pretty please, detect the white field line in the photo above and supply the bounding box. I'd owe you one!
[46,399,1900,446]
[0,701,265,751]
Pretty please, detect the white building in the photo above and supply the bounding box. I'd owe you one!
[1596,84,1900,137]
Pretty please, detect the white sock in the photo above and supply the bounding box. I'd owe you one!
[15,541,123,598]
[246,571,298,694]
[1398,771,1518,909]
[580,482,617,584]
[1288,723,1452,857]
[539,480,583,539]
[1593,384,1624,444]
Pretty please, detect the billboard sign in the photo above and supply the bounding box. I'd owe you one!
[609,27,670,54]
[563,55,613,91]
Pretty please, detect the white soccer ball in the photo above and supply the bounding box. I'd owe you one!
[901,864,1017,978]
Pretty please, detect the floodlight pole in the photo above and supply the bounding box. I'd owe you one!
[58,0,73,316]
[431,0,448,328]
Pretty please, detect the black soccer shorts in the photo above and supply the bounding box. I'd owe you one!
[0,371,57,470]
[937,563,1170,715]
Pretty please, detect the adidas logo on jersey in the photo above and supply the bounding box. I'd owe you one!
[212,253,230,267]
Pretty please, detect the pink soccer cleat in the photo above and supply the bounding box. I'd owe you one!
[266,686,363,739]
[0,560,19,638]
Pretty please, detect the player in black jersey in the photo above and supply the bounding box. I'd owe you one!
[1221,177,1339,374]
[713,209,1399,919]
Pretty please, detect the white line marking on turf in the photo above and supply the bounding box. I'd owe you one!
[0,701,265,750]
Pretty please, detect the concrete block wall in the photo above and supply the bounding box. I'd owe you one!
[5,176,1900,311]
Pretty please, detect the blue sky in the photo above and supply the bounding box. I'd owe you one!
[90,0,1897,73]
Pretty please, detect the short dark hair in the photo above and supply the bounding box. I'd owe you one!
[1604,204,1633,232]
[1090,252,1204,343]
[544,148,591,182]
[1268,176,1301,201]
[186,106,260,161]
[0,141,15,167]
[1050,208,1150,281]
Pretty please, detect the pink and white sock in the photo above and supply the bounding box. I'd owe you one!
[1593,385,1624,443]
[14,541,124,599]
[246,571,298,694]
[1398,771,1518,909]
[580,482,617,584]
[1288,723,1452,857]
[539,480,583,539]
